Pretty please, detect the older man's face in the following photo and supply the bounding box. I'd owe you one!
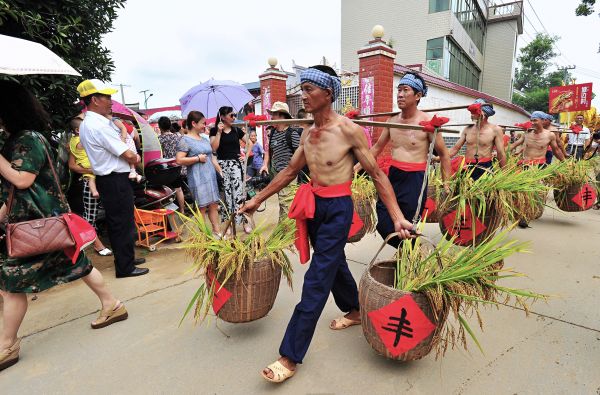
[93,94,112,116]
[301,82,330,113]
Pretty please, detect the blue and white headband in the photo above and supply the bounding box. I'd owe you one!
[398,73,428,97]
[530,111,548,120]
[300,68,341,102]
[474,98,496,117]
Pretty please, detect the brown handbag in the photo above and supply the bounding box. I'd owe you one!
[5,133,76,258]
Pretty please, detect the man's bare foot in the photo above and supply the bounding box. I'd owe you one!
[262,356,296,381]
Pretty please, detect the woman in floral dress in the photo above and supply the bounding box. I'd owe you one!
[0,81,126,372]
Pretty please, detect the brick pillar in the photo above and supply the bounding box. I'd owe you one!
[259,58,287,148]
[357,32,396,157]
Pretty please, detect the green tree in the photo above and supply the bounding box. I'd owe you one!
[512,33,571,113]
[0,0,126,127]
[575,0,595,16]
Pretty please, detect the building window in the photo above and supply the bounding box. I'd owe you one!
[426,37,445,76]
[429,0,450,13]
[447,39,480,90]
[426,37,444,60]
[453,0,486,52]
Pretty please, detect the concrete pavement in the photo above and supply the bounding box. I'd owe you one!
[1,196,599,394]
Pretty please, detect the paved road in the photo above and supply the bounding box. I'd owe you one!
[1,197,599,394]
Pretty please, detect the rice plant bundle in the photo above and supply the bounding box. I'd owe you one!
[180,208,295,324]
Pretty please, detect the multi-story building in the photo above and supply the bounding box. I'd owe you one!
[341,0,524,102]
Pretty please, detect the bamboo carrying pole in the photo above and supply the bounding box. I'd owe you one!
[353,103,492,119]
[239,118,461,134]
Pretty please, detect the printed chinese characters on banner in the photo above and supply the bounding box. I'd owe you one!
[548,83,593,114]
[360,77,374,147]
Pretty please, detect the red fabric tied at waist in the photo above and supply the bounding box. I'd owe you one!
[518,157,546,166]
[288,181,363,264]
[463,157,492,165]
[390,160,427,172]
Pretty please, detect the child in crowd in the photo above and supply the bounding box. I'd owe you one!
[69,117,99,197]
[106,113,142,182]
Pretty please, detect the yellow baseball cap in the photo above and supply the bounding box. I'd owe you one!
[77,79,118,97]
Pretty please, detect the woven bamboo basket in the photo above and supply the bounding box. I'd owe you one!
[215,257,282,323]
[423,184,441,223]
[348,198,376,243]
[359,259,447,361]
[553,184,590,212]
[438,201,502,247]
[530,191,547,221]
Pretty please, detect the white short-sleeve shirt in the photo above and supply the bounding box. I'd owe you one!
[79,111,132,175]
[567,126,591,146]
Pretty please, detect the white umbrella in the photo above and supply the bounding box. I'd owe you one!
[0,34,80,76]
[148,110,182,123]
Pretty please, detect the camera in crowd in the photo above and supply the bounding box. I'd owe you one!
[246,173,271,199]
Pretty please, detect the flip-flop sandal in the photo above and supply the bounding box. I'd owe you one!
[330,316,361,330]
[91,301,128,329]
[0,338,21,372]
[95,248,113,256]
[261,361,295,383]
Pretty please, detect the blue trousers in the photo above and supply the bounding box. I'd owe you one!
[279,196,359,364]
[376,167,426,248]
[545,150,553,165]
[465,160,494,181]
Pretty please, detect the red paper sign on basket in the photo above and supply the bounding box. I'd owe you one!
[442,206,487,245]
[571,183,597,210]
[348,211,364,239]
[367,295,436,357]
[422,197,437,218]
[206,268,232,314]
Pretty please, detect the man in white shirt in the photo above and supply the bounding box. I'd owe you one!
[566,114,592,160]
[77,79,149,278]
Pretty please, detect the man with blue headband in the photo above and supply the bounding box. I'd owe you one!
[540,112,567,164]
[511,110,565,228]
[448,98,507,180]
[241,65,414,383]
[364,72,451,247]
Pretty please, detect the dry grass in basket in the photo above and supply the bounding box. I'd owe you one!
[395,226,546,357]
[179,207,296,324]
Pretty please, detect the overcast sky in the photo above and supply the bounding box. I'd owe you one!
[102,0,599,109]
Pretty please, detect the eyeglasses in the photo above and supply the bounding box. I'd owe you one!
[228,113,236,118]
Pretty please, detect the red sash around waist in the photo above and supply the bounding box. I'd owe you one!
[463,156,492,165]
[390,160,427,172]
[518,157,546,166]
[288,181,363,264]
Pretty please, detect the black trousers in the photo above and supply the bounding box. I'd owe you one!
[96,172,136,276]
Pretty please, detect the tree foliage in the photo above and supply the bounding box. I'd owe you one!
[512,33,571,113]
[0,0,126,127]
[575,0,596,16]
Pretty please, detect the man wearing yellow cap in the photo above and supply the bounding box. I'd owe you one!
[77,79,149,278]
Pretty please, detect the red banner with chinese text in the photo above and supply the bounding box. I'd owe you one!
[548,83,593,114]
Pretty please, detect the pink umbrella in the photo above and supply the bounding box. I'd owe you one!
[111,100,148,124]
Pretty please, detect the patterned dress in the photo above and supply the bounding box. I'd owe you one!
[0,130,93,293]
[177,135,219,208]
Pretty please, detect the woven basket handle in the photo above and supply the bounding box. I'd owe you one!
[367,231,433,269]
[220,212,255,238]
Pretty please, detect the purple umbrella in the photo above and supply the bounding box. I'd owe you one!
[179,79,254,118]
